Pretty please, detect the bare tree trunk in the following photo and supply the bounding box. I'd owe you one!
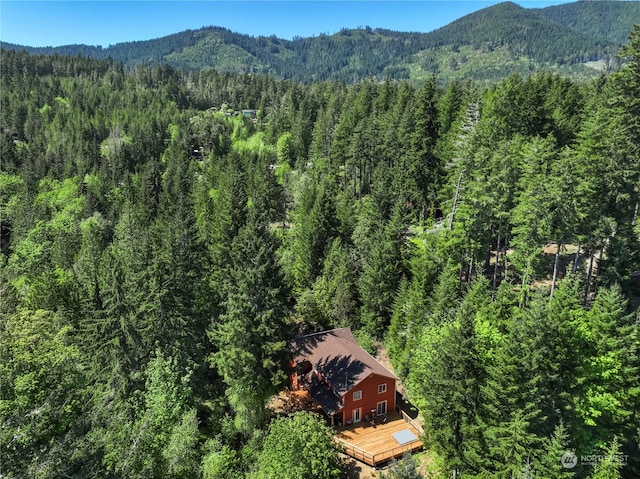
[282,197,287,230]
[343,158,347,193]
[572,243,580,275]
[593,244,605,298]
[550,242,561,299]
[584,249,595,306]
[502,238,508,282]
[485,248,492,274]
[468,256,474,283]
[459,252,465,291]
[519,261,530,309]
[449,169,464,229]
[358,158,363,200]
[492,227,502,295]
[353,168,357,198]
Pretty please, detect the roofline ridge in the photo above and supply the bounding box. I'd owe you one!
[359,348,398,380]
[296,326,351,339]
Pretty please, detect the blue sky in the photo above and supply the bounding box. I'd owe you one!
[1,1,574,48]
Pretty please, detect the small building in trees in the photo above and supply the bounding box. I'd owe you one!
[290,328,397,427]
[241,109,257,123]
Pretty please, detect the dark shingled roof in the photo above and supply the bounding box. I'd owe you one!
[293,327,397,398]
[308,376,342,415]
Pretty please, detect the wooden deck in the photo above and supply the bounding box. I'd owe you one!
[267,388,324,414]
[334,412,423,466]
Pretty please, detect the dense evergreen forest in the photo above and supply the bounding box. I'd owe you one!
[3,1,640,84]
[1,24,640,479]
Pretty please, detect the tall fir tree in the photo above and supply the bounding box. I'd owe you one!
[208,208,290,435]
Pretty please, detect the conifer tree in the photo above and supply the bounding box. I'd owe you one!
[573,285,640,460]
[587,437,624,479]
[614,25,640,146]
[208,208,290,435]
[411,280,487,476]
[359,202,408,337]
[538,278,584,434]
[291,178,338,292]
[204,154,249,308]
[409,76,441,213]
[535,422,576,479]
[143,141,208,369]
[509,136,557,294]
[312,237,358,328]
[101,351,194,479]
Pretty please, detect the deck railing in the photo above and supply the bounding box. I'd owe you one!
[334,437,422,467]
[400,410,424,435]
[334,439,375,465]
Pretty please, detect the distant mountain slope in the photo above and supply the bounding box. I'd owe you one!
[2,1,638,83]
[425,1,609,63]
[535,1,640,47]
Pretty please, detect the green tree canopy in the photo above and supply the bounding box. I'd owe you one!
[253,412,343,479]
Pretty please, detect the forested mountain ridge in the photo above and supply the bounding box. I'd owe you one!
[1,18,640,479]
[535,1,640,46]
[2,1,639,83]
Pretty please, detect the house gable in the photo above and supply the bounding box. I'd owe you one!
[341,372,396,423]
[290,327,397,422]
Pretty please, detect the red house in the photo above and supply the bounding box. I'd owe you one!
[290,328,397,427]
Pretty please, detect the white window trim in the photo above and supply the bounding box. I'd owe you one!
[353,408,361,422]
[378,383,387,394]
[353,390,362,401]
